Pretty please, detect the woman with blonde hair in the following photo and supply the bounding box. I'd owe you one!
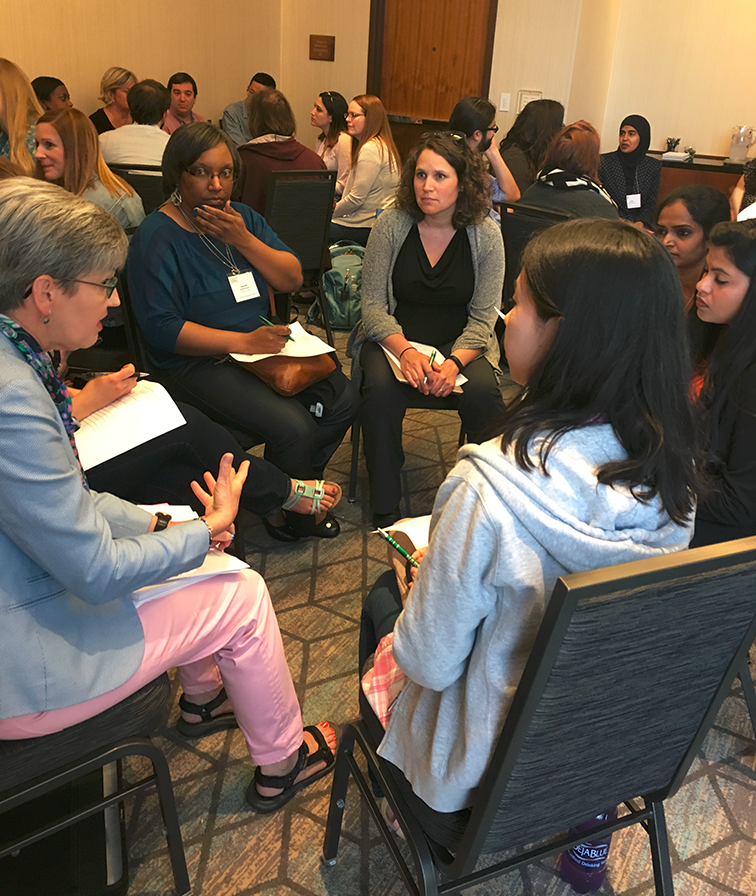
[0,58,42,176]
[35,107,144,230]
[89,66,137,134]
[330,94,401,246]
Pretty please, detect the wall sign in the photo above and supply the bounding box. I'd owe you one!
[310,35,335,61]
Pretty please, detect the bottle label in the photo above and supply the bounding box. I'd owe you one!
[569,841,609,870]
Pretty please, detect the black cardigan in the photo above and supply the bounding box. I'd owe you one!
[598,152,662,226]
[692,361,756,547]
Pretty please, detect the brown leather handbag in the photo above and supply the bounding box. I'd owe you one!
[234,353,336,397]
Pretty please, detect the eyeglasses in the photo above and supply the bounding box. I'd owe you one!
[487,124,499,134]
[65,276,119,298]
[185,167,234,181]
[345,111,365,120]
[23,275,119,299]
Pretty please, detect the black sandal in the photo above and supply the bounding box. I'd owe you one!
[245,721,336,813]
[176,687,238,737]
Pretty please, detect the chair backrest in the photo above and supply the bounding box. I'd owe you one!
[263,170,337,274]
[110,164,165,215]
[500,202,570,306]
[450,537,756,875]
[118,265,152,374]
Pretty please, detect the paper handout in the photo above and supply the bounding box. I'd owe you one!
[379,341,468,392]
[230,321,333,363]
[75,381,187,471]
[131,548,250,606]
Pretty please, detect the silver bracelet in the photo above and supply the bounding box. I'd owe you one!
[200,518,213,547]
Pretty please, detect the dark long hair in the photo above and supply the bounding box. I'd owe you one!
[499,99,564,179]
[317,91,348,148]
[496,218,696,524]
[395,131,490,228]
[697,220,756,463]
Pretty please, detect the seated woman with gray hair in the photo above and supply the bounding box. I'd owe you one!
[232,88,326,214]
[0,178,337,812]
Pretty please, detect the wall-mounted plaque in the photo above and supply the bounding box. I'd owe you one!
[310,35,335,61]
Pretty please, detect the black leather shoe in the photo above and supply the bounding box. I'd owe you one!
[373,509,401,529]
[286,510,340,538]
[263,517,300,542]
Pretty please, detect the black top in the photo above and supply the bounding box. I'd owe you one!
[742,158,756,211]
[500,144,535,194]
[392,224,474,346]
[89,107,115,135]
[692,361,756,547]
[598,153,662,226]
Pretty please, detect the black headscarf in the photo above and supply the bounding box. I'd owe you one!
[616,114,651,190]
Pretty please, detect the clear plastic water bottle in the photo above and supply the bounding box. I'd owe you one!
[559,808,618,893]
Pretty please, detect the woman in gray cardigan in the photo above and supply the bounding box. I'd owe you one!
[348,131,505,528]
[0,179,335,813]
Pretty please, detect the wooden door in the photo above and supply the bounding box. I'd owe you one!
[368,0,497,159]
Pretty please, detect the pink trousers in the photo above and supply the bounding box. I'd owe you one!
[0,570,304,766]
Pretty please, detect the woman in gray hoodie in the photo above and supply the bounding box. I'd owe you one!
[361,218,699,847]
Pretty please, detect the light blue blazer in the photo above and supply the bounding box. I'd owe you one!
[0,336,210,719]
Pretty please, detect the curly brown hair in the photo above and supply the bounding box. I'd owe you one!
[395,131,491,228]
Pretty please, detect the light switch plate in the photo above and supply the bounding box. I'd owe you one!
[499,93,510,112]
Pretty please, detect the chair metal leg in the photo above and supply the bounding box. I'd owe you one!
[737,650,756,735]
[647,800,674,896]
[348,416,361,503]
[146,741,191,896]
[322,723,356,864]
[316,280,335,347]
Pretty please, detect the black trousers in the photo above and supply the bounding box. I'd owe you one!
[359,340,504,514]
[359,569,470,850]
[86,402,291,518]
[154,358,360,480]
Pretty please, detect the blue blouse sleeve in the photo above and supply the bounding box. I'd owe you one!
[127,205,299,362]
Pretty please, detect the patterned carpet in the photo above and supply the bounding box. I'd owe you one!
[117,327,756,896]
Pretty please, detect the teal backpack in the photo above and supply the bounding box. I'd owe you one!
[308,241,365,330]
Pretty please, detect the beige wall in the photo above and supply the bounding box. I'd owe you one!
[279,0,370,150]
[567,0,622,134]
[488,0,582,135]
[1,0,280,124]
[4,1,755,159]
[601,0,756,156]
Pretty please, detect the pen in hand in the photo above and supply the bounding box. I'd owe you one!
[260,315,295,342]
[374,527,421,567]
[424,350,437,385]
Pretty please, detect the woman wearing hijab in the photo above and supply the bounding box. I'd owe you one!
[599,115,661,228]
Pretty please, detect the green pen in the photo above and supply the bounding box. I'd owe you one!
[374,527,421,567]
[259,315,295,342]
[428,350,437,367]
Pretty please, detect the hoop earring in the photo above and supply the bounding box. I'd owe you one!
[170,190,182,207]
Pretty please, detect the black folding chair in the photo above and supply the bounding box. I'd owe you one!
[500,202,570,307]
[110,164,165,215]
[323,537,756,895]
[263,169,338,345]
[0,674,189,895]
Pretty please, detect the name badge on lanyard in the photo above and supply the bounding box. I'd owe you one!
[626,193,641,209]
[228,271,260,302]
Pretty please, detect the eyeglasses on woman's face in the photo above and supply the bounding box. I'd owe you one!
[185,166,234,182]
[344,111,364,120]
[23,275,119,300]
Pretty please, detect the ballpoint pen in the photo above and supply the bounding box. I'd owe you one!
[373,527,421,567]
[259,315,295,342]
